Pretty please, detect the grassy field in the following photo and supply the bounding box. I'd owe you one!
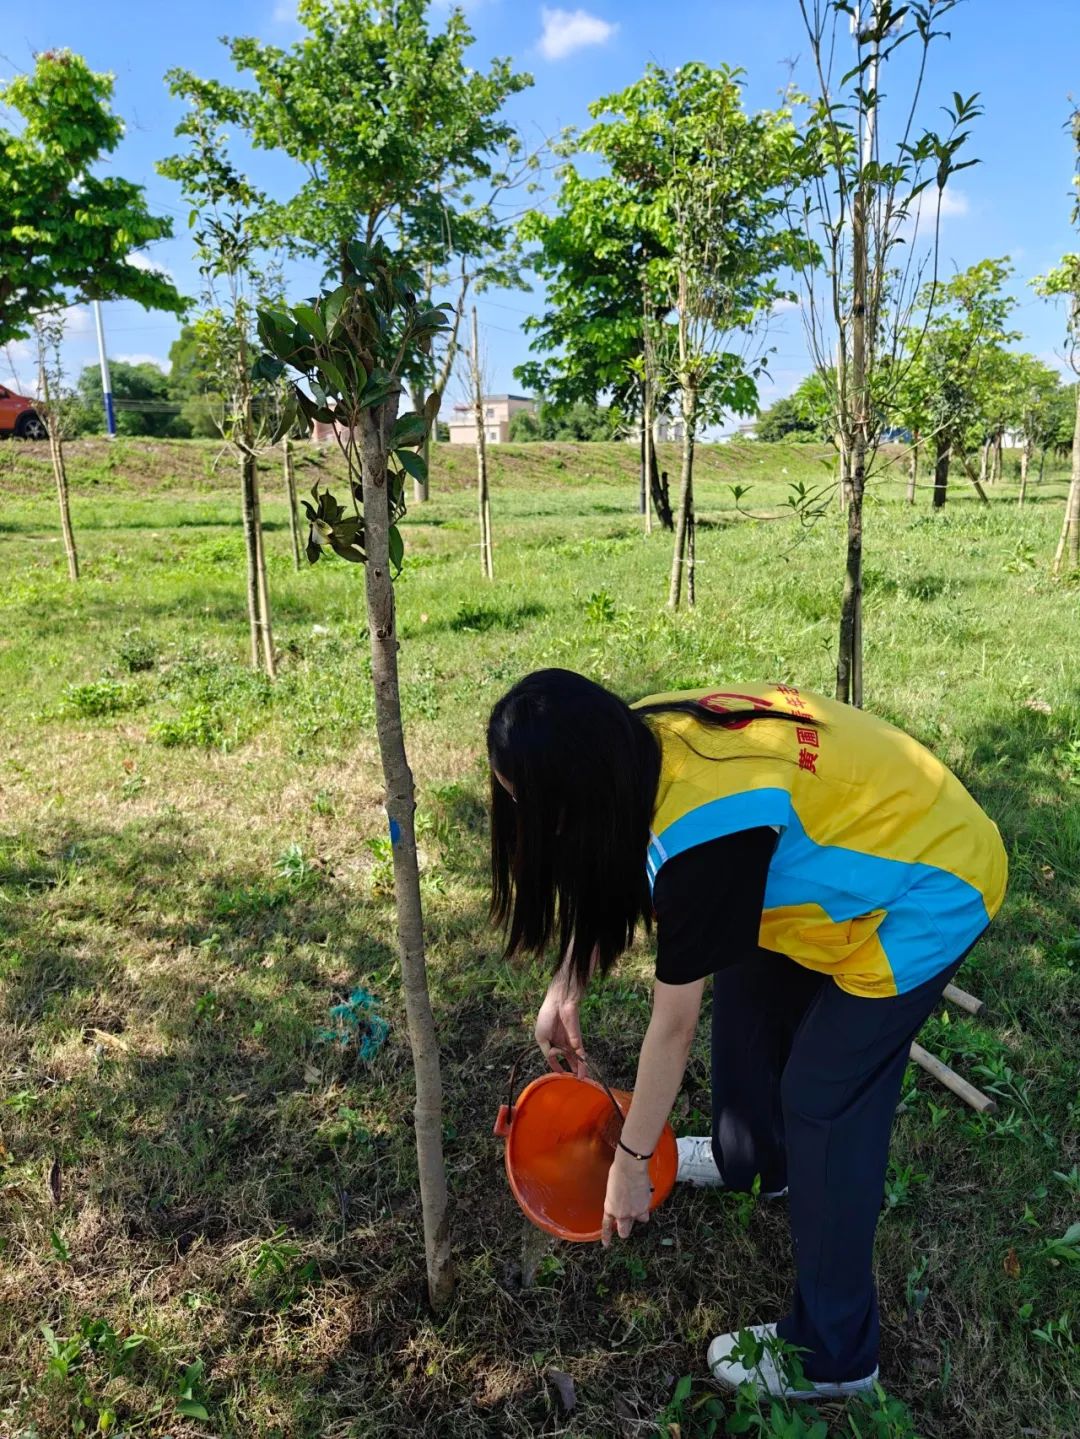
[0,436,1078,1438]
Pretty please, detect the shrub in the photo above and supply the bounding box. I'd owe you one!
[115,629,157,673]
[59,680,133,718]
[149,701,224,748]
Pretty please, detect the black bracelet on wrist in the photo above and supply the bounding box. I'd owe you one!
[617,1138,653,1162]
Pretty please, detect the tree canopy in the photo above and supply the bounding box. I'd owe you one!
[188,0,531,283]
[0,49,185,345]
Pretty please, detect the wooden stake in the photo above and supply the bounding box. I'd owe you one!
[909,1042,996,1114]
[942,981,985,1017]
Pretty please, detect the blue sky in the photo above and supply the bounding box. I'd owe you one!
[3,0,1079,418]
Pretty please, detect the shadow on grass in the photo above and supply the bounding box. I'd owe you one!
[3,693,1078,1436]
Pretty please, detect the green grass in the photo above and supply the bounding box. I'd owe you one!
[0,437,1078,1438]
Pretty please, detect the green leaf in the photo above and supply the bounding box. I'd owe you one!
[323,284,352,335]
[257,309,295,360]
[294,302,327,344]
[270,393,298,445]
[388,525,404,573]
[362,368,396,406]
[316,357,350,398]
[295,388,335,427]
[394,448,427,482]
[424,391,441,429]
[251,353,286,384]
[391,413,427,450]
[176,1400,210,1421]
[672,1374,693,1405]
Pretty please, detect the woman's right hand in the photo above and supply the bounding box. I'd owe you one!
[534,969,589,1078]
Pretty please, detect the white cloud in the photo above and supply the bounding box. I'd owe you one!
[539,7,617,60]
[114,353,168,371]
[0,340,36,396]
[770,296,801,315]
[127,251,174,280]
[272,0,297,21]
[62,304,94,334]
[937,187,969,219]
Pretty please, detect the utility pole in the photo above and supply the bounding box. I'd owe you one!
[93,300,116,437]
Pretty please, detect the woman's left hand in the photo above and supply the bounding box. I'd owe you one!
[601,1151,653,1247]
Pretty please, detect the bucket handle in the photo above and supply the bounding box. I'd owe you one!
[500,1043,624,1131]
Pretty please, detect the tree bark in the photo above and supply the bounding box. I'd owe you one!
[284,435,302,570]
[359,398,453,1312]
[1052,381,1080,576]
[1018,437,1032,509]
[471,307,493,580]
[240,453,262,669]
[667,383,698,609]
[642,381,653,536]
[993,431,1003,484]
[906,433,919,504]
[955,451,991,504]
[932,438,950,510]
[40,355,78,582]
[837,166,869,707]
[411,381,431,505]
[838,429,851,510]
[686,495,696,608]
[251,459,276,678]
[979,439,990,487]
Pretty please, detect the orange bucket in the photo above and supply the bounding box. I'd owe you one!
[493,1050,678,1242]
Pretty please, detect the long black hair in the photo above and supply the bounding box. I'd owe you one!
[488,669,807,990]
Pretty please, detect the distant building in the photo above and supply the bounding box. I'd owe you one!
[447,394,537,445]
[626,414,686,445]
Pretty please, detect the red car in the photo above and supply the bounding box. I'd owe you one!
[0,384,47,438]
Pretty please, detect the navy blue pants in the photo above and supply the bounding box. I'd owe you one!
[710,944,971,1382]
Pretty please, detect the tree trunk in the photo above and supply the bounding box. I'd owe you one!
[251,460,276,678]
[993,431,1003,485]
[979,439,990,487]
[955,451,991,504]
[667,383,698,609]
[40,356,78,582]
[1052,381,1080,576]
[284,435,302,570]
[642,381,653,536]
[411,382,431,505]
[838,430,851,510]
[933,439,950,510]
[1018,437,1032,509]
[240,453,262,669]
[650,448,673,530]
[471,308,493,580]
[359,399,453,1312]
[1038,445,1047,485]
[906,433,919,504]
[686,495,696,608]
[837,165,869,708]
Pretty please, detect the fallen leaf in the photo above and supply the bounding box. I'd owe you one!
[1003,1247,1021,1279]
[122,757,135,773]
[47,1158,61,1207]
[91,1029,129,1052]
[303,1064,321,1085]
[1022,698,1052,715]
[1040,864,1055,882]
[546,1368,576,1413]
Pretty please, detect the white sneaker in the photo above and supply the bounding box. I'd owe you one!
[707,1322,878,1400]
[676,1137,788,1197]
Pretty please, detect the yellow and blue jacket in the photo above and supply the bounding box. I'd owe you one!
[635,684,1008,998]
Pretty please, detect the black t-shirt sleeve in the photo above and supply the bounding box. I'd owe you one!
[653,828,777,985]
